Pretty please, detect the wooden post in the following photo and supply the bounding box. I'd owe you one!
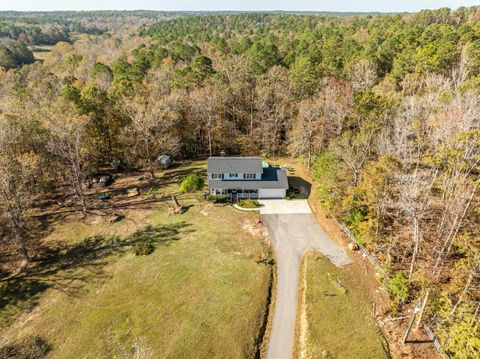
[403,300,421,344]
[416,289,430,328]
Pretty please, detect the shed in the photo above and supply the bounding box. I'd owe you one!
[155,154,172,169]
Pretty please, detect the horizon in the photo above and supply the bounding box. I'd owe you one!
[0,1,478,13]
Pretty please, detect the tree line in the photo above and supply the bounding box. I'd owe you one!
[0,8,479,357]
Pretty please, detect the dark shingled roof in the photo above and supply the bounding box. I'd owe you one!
[208,156,262,174]
[208,167,289,190]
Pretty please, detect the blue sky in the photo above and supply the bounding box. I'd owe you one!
[0,0,478,12]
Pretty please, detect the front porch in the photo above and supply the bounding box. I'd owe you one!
[210,188,258,201]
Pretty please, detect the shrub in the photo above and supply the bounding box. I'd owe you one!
[132,242,155,256]
[238,198,260,208]
[180,174,204,193]
[286,189,296,200]
[207,194,231,203]
[388,271,411,302]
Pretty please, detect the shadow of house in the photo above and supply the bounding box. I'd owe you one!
[288,176,312,199]
[0,222,193,327]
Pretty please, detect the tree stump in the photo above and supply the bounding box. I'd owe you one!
[169,196,185,215]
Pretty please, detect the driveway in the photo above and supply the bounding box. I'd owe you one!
[260,200,351,359]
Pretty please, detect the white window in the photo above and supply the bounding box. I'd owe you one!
[211,173,223,179]
[229,173,238,178]
[244,173,255,179]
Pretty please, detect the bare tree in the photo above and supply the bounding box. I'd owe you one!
[395,169,436,279]
[0,116,40,264]
[190,86,222,157]
[128,89,182,179]
[255,66,295,156]
[347,59,378,91]
[44,100,90,212]
[331,129,374,186]
[322,79,353,138]
[289,96,325,171]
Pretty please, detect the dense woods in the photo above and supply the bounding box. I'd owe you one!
[0,8,479,357]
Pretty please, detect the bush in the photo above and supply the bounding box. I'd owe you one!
[180,174,204,193]
[286,189,296,200]
[132,242,155,256]
[237,198,260,208]
[207,194,231,203]
[388,271,411,302]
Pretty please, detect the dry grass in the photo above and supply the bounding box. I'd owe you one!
[296,254,390,359]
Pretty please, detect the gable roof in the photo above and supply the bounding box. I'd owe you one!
[208,168,289,190]
[208,156,263,174]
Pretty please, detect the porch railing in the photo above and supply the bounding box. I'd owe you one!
[236,193,258,198]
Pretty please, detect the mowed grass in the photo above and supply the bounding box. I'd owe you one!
[298,254,390,359]
[0,162,272,358]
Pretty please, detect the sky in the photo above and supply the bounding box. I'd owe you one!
[0,0,479,13]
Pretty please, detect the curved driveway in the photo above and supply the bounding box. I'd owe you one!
[260,200,351,359]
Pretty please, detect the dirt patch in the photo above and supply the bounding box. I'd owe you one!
[295,256,309,359]
[200,203,214,216]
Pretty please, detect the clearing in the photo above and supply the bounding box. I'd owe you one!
[31,45,54,62]
[0,160,272,358]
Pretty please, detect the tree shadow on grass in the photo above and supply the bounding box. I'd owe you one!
[0,222,193,327]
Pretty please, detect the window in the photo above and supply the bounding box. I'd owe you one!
[244,173,255,179]
[229,173,238,178]
[211,173,223,179]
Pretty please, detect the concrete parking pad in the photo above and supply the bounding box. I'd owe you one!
[259,199,311,214]
[261,200,351,359]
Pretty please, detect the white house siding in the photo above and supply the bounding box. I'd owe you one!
[258,188,286,199]
[208,172,261,180]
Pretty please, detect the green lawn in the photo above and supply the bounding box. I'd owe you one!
[0,162,272,358]
[297,254,390,359]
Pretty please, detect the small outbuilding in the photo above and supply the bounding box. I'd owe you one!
[155,154,172,169]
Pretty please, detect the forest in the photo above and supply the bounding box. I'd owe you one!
[0,7,479,358]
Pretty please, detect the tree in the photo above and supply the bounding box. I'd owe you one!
[45,100,90,212]
[289,55,319,96]
[255,66,295,156]
[79,83,129,163]
[330,128,374,187]
[289,96,324,170]
[0,115,40,264]
[127,88,181,178]
[0,47,18,69]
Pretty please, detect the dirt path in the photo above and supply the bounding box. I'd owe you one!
[260,200,351,359]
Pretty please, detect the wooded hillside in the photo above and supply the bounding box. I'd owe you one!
[0,8,479,357]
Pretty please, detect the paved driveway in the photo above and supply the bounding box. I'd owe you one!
[260,200,351,359]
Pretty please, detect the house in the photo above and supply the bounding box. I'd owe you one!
[207,156,288,199]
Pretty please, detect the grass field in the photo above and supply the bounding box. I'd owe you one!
[297,254,390,359]
[0,161,272,358]
[31,45,54,62]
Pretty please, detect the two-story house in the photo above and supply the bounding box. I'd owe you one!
[207,156,288,199]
